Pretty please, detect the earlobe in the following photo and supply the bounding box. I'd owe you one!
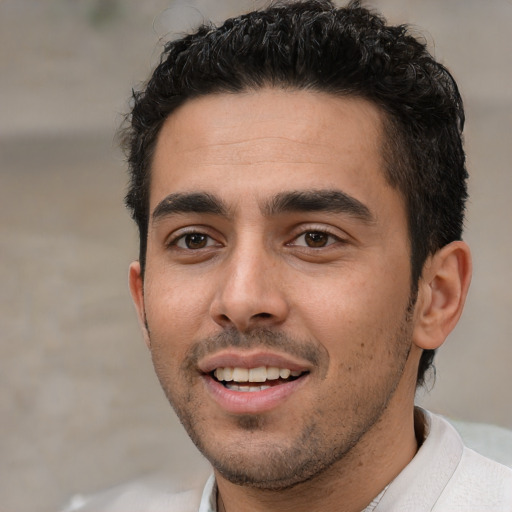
[413,241,472,350]
[128,261,151,349]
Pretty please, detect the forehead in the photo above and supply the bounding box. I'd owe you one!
[150,88,398,217]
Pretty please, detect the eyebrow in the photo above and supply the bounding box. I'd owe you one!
[151,189,374,225]
[152,192,228,223]
[264,189,374,222]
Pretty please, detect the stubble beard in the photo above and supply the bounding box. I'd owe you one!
[150,307,415,491]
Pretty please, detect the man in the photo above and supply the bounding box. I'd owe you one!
[68,1,512,510]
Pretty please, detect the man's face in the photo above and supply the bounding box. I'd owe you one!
[130,89,421,489]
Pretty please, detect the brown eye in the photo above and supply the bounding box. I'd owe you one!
[184,233,208,249]
[304,231,330,247]
[291,230,338,249]
[174,232,215,250]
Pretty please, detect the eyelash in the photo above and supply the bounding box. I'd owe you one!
[288,228,345,249]
[166,230,220,250]
[167,227,344,252]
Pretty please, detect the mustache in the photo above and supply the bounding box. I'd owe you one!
[181,327,328,372]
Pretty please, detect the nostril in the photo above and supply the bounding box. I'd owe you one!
[253,312,272,319]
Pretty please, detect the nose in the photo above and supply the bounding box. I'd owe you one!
[209,244,289,332]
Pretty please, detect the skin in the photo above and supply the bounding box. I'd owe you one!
[129,89,472,512]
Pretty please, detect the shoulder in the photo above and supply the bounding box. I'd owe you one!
[61,472,210,512]
[376,410,512,512]
[429,411,512,511]
[434,446,512,510]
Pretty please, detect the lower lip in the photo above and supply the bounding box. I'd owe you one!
[202,374,308,414]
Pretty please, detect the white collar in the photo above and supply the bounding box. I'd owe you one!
[197,410,465,512]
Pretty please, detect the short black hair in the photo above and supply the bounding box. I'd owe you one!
[122,0,468,387]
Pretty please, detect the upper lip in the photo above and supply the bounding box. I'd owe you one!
[198,350,313,374]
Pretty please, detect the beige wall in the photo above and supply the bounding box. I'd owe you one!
[2,1,511,511]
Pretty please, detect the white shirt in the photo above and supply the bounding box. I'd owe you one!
[64,410,512,512]
[196,411,512,512]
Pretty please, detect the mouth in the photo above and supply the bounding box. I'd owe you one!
[201,359,310,414]
[211,366,308,392]
[198,350,313,413]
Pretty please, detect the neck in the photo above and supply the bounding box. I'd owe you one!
[215,367,422,512]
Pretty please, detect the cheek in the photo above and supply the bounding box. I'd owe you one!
[144,274,213,354]
[292,268,411,354]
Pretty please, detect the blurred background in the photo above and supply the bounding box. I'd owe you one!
[1,0,511,510]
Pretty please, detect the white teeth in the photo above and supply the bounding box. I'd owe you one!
[248,367,267,382]
[225,383,272,392]
[214,366,305,384]
[266,367,280,380]
[232,368,249,382]
[279,368,291,379]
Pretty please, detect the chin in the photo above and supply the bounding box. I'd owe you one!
[185,413,358,491]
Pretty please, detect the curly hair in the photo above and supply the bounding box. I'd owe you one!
[122,0,468,387]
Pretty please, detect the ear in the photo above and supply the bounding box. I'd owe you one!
[129,261,151,349]
[413,241,472,350]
